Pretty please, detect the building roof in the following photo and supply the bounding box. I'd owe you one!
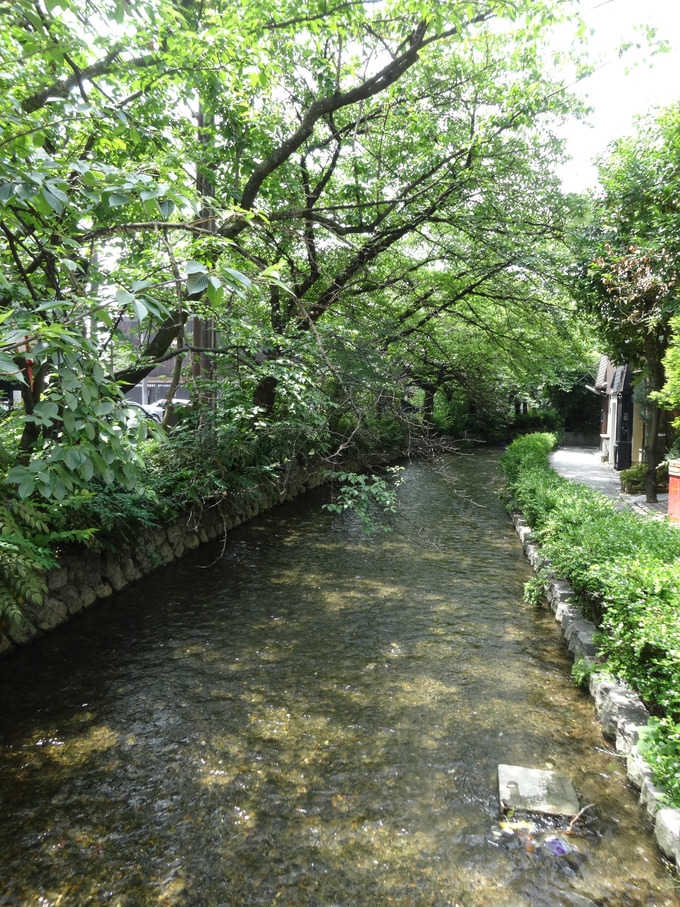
[611,364,632,395]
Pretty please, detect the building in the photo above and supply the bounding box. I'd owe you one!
[592,356,642,470]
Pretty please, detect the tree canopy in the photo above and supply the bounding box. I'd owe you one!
[574,102,680,499]
[0,0,598,623]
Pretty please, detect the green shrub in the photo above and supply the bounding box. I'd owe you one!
[571,657,597,691]
[620,461,669,494]
[502,432,680,806]
[510,408,563,435]
[638,717,680,806]
[0,491,98,634]
[499,432,557,486]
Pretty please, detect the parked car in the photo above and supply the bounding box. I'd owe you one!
[123,400,163,424]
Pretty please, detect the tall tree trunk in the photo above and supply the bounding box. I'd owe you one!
[253,375,278,417]
[422,383,436,425]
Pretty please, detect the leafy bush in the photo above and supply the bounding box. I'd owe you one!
[620,461,668,493]
[510,407,563,436]
[638,717,680,807]
[60,484,165,552]
[499,431,557,486]
[323,466,404,535]
[0,489,97,634]
[571,657,596,690]
[502,432,680,805]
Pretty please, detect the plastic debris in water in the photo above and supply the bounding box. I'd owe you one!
[499,819,536,834]
[544,835,571,856]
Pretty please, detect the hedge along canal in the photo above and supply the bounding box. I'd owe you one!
[0,451,677,906]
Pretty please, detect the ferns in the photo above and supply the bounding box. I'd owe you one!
[0,500,53,634]
[0,488,100,636]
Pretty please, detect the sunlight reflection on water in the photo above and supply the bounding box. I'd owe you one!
[0,452,677,906]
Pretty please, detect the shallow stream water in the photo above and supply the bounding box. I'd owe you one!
[0,452,678,905]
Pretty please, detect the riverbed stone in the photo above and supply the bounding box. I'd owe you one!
[654,809,680,864]
[136,547,161,575]
[79,584,98,609]
[589,674,616,715]
[166,524,186,557]
[94,581,113,600]
[122,557,141,583]
[7,616,37,645]
[158,541,175,564]
[498,764,579,817]
[59,583,86,614]
[206,522,219,541]
[185,530,200,551]
[81,557,103,588]
[103,556,128,592]
[524,542,541,567]
[563,615,592,643]
[559,604,583,636]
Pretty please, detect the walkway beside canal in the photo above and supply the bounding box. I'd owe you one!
[549,446,669,519]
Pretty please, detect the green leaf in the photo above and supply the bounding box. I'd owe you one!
[108,193,129,207]
[42,188,64,215]
[224,267,252,290]
[17,476,36,499]
[187,271,209,297]
[0,352,22,379]
[79,458,95,482]
[45,182,68,205]
[63,448,81,471]
[62,408,76,433]
[95,400,114,417]
[116,288,136,306]
[132,298,149,321]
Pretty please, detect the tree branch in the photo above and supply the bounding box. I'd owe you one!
[20,47,126,112]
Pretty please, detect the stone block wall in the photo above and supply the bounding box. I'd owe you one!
[0,450,399,656]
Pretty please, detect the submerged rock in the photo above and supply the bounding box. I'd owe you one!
[498,764,580,817]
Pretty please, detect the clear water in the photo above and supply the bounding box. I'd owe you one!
[0,452,677,906]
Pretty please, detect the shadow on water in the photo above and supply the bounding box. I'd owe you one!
[0,451,678,905]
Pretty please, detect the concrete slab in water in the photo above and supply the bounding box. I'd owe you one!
[498,764,579,817]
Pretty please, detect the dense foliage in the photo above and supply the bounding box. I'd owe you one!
[501,433,680,805]
[0,0,597,630]
[573,103,680,500]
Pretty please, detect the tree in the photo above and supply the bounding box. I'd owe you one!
[575,104,680,501]
[0,0,599,626]
[2,0,591,458]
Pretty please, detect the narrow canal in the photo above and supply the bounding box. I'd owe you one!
[0,452,677,906]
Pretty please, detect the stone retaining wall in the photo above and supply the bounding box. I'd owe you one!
[512,510,680,867]
[0,450,400,656]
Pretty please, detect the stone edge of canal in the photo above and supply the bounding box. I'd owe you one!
[511,508,680,870]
